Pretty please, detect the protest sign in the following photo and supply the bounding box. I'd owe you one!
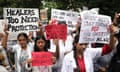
[40,9,48,25]
[45,24,67,40]
[40,9,48,20]
[3,8,39,40]
[51,9,79,31]
[79,12,111,43]
[32,52,53,66]
[4,8,39,32]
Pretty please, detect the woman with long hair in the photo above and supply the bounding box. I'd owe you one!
[27,35,59,72]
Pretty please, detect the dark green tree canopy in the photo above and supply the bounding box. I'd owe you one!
[0,0,120,19]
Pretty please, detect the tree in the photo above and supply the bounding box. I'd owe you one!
[0,0,120,19]
[0,0,41,18]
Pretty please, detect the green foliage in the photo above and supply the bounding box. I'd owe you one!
[0,0,120,19]
[85,0,120,18]
[0,0,40,18]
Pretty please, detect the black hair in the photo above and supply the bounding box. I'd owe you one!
[73,34,80,72]
[58,21,67,25]
[17,32,29,43]
[34,35,50,52]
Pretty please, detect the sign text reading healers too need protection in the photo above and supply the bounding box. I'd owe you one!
[4,8,39,32]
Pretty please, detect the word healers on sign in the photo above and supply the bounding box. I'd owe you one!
[6,8,35,16]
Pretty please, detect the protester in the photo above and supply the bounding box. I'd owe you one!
[48,20,75,72]
[33,20,51,50]
[61,24,116,72]
[2,8,120,72]
[0,24,16,72]
[3,31,34,72]
[26,35,59,72]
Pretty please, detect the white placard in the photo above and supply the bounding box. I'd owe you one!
[3,8,39,40]
[4,8,39,32]
[79,12,111,44]
[51,9,79,31]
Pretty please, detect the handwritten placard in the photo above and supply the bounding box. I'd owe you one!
[32,52,53,66]
[79,12,111,43]
[4,8,39,32]
[51,9,79,31]
[45,24,67,40]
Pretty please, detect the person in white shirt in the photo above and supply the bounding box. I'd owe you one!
[26,35,59,72]
[61,24,116,72]
[3,32,34,72]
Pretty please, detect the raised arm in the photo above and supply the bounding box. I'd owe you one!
[1,24,8,48]
[28,31,34,43]
[53,39,60,60]
[109,24,119,49]
[36,20,45,36]
[0,32,4,38]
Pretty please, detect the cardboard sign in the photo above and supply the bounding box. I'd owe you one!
[40,9,48,20]
[40,9,48,25]
[51,9,79,31]
[4,8,39,32]
[79,12,111,43]
[32,52,53,66]
[45,24,67,40]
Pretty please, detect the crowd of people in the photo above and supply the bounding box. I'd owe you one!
[0,11,120,72]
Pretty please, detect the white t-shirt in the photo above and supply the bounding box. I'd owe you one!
[61,48,102,72]
[48,34,74,72]
[48,39,66,72]
[12,42,34,72]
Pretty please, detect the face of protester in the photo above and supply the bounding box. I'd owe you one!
[18,35,27,48]
[75,43,88,54]
[36,38,46,51]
